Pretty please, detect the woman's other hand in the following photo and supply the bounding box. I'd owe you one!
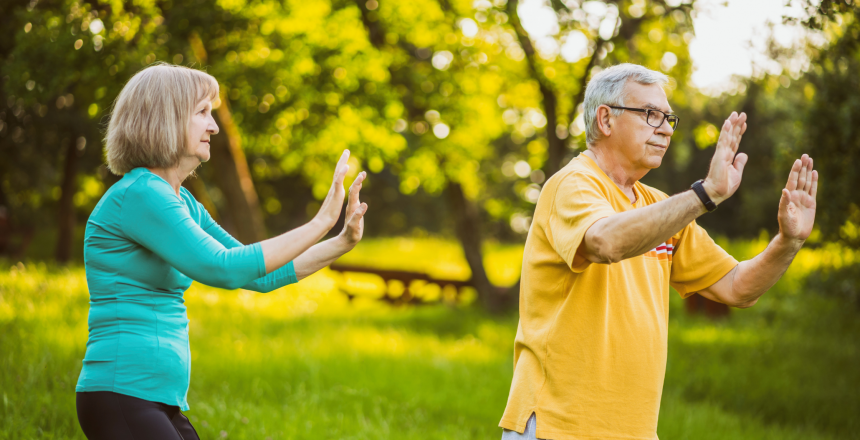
[340,171,368,247]
[314,150,351,230]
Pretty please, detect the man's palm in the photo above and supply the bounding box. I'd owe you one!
[779,155,818,241]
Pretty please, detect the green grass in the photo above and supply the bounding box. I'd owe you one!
[1,238,858,439]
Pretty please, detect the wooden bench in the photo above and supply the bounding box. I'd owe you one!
[328,262,476,305]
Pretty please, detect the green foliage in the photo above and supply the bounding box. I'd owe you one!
[0,0,708,253]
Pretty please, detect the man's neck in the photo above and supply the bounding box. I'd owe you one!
[582,147,647,203]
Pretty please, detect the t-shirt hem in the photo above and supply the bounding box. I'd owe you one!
[75,384,190,411]
[501,417,657,439]
[499,418,527,433]
[534,428,657,440]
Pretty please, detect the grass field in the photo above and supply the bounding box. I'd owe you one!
[1,237,858,439]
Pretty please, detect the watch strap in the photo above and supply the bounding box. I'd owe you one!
[691,179,718,212]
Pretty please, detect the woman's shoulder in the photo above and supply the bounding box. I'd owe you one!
[109,169,191,214]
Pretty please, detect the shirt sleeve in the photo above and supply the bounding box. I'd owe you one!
[119,176,267,290]
[196,201,298,293]
[670,221,739,298]
[547,171,618,273]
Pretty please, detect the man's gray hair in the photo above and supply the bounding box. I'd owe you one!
[583,64,669,144]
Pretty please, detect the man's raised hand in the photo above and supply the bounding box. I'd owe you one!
[779,154,818,242]
[314,150,351,230]
[703,112,748,205]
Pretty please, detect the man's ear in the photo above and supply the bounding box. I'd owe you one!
[596,105,613,138]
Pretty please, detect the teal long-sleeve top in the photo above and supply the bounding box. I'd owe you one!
[75,167,297,410]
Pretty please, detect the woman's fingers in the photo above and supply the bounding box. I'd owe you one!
[345,202,368,242]
[333,150,351,186]
[348,172,366,207]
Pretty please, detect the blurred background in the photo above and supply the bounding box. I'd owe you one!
[1,0,859,438]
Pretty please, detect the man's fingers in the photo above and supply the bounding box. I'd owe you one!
[810,170,818,199]
[797,155,809,192]
[779,188,791,212]
[803,157,814,193]
[716,119,732,151]
[733,152,749,175]
[786,159,801,191]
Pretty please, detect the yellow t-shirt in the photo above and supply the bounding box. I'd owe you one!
[499,154,738,440]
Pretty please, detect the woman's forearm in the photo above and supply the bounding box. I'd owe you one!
[259,219,332,274]
[292,236,353,280]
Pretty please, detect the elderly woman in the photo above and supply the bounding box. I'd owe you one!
[74,63,367,440]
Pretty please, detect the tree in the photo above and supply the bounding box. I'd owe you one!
[790,0,860,248]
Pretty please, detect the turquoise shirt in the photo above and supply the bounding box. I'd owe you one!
[75,168,296,410]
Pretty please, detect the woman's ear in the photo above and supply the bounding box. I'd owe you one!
[596,105,613,138]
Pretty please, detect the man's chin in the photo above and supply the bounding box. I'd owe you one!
[645,155,664,169]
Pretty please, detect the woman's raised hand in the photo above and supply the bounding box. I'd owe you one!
[340,171,368,247]
[314,150,351,230]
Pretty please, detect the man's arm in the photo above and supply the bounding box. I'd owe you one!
[698,154,818,307]
[582,112,749,264]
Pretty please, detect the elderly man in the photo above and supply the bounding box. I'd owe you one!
[499,63,818,440]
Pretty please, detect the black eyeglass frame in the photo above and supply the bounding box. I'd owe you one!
[606,105,680,130]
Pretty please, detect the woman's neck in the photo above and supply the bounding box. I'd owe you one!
[147,158,199,196]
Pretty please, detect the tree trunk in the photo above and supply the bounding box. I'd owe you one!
[685,293,730,318]
[0,168,9,255]
[507,0,565,179]
[446,183,509,312]
[188,32,265,243]
[182,176,220,222]
[208,101,267,244]
[56,136,80,262]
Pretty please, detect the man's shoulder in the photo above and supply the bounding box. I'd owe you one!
[547,157,605,190]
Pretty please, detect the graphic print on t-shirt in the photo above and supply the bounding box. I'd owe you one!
[645,237,676,261]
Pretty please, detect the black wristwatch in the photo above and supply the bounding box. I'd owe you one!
[691,179,718,212]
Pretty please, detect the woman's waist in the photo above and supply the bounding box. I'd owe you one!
[87,298,188,327]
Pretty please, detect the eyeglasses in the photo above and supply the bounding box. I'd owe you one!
[607,106,680,130]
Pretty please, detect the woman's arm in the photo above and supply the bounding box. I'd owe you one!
[120,151,354,290]
[293,171,367,280]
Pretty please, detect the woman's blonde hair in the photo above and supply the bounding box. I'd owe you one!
[105,63,219,175]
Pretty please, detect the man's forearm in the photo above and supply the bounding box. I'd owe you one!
[731,234,803,304]
[292,236,353,280]
[586,190,706,263]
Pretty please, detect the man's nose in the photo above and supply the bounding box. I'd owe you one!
[656,118,674,136]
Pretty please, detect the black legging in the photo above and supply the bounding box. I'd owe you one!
[76,391,200,440]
